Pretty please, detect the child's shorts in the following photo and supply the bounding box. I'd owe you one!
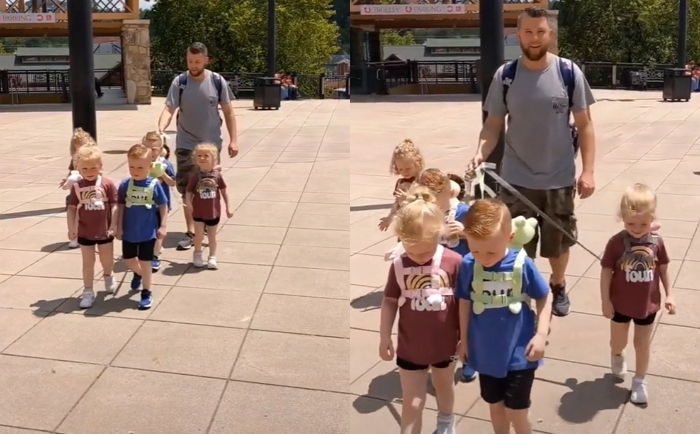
[78,237,114,246]
[193,216,220,227]
[396,357,452,371]
[612,311,656,326]
[479,368,536,410]
[122,239,156,261]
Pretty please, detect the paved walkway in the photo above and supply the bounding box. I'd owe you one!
[350,90,700,433]
[0,97,349,433]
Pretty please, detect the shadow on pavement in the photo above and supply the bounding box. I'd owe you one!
[555,374,629,423]
[351,290,383,312]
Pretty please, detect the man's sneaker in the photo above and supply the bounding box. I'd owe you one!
[193,251,205,268]
[434,414,456,434]
[176,232,194,250]
[151,256,161,272]
[68,239,79,249]
[551,283,571,317]
[104,275,115,294]
[611,353,627,379]
[207,256,218,270]
[630,377,648,405]
[460,364,477,383]
[130,273,142,291]
[79,290,95,309]
[138,289,152,310]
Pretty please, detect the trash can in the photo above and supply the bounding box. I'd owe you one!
[253,77,281,110]
[662,68,692,102]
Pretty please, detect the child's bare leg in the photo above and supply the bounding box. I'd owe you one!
[399,368,429,434]
[98,242,114,277]
[506,408,532,434]
[430,362,455,416]
[610,320,630,355]
[488,402,510,434]
[80,245,96,289]
[140,260,153,289]
[125,258,142,275]
[207,224,218,256]
[154,238,163,257]
[193,221,205,253]
[633,323,654,377]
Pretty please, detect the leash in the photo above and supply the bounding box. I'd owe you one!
[467,163,601,261]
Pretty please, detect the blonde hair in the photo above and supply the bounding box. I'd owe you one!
[74,146,102,167]
[194,143,219,165]
[390,139,424,175]
[465,199,512,240]
[70,127,96,156]
[395,187,444,244]
[620,183,656,219]
[142,131,163,147]
[416,168,450,194]
[127,143,150,160]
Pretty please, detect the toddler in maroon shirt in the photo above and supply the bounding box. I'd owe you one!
[185,143,234,270]
[600,183,676,405]
[66,146,118,309]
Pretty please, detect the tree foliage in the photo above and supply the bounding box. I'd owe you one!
[148,0,340,74]
[381,30,416,46]
[556,0,700,64]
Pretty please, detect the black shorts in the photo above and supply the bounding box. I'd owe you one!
[479,368,536,410]
[396,357,453,371]
[78,236,114,246]
[612,311,656,326]
[122,239,156,261]
[193,216,220,227]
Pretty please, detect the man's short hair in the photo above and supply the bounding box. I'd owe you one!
[517,7,553,29]
[188,42,208,56]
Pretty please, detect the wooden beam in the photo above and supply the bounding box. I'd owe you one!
[0,0,6,12]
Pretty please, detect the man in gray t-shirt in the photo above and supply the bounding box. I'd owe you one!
[469,8,596,318]
[157,42,239,251]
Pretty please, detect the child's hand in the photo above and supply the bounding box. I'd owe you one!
[651,221,661,234]
[525,333,546,362]
[665,295,677,314]
[445,221,464,237]
[58,178,67,189]
[226,209,234,218]
[157,226,167,239]
[378,336,395,361]
[457,341,468,364]
[107,226,115,238]
[68,230,77,241]
[378,217,392,232]
[393,187,408,202]
[601,299,614,319]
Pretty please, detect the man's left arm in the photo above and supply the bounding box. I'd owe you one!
[219,78,238,158]
[572,63,597,199]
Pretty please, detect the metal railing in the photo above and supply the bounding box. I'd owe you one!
[371,60,478,92]
[0,68,122,100]
[580,62,674,89]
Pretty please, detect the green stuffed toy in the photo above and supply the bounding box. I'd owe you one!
[471,215,538,315]
[150,159,166,178]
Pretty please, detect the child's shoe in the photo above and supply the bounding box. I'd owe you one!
[79,290,95,309]
[151,256,161,272]
[207,256,218,270]
[630,377,648,405]
[130,273,142,291]
[433,414,456,434]
[68,239,79,249]
[460,364,477,383]
[193,251,205,268]
[138,289,152,310]
[611,353,627,379]
[104,275,115,294]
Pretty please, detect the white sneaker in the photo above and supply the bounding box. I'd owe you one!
[79,290,95,309]
[433,414,455,434]
[611,353,627,379]
[193,251,205,268]
[104,276,115,294]
[630,377,648,404]
[68,239,79,249]
[207,256,218,270]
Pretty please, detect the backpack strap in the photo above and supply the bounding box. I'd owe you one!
[177,72,188,113]
[501,59,519,111]
[558,57,576,109]
[211,72,223,102]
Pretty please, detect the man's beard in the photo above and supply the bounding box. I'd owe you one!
[520,42,548,61]
[189,68,204,77]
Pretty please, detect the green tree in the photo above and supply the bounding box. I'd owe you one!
[381,30,416,46]
[149,0,340,74]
